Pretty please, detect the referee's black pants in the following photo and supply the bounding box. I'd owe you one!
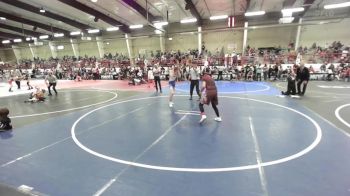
[48,83,57,95]
[297,80,308,95]
[190,80,200,98]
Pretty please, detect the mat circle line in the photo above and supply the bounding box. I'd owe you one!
[335,104,350,128]
[176,82,270,94]
[71,95,322,172]
[11,89,118,119]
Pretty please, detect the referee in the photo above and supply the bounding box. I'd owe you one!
[45,71,58,96]
[189,63,201,100]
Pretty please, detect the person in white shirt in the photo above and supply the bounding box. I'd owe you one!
[45,72,58,96]
[14,69,22,89]
[188,64,201,100]
[217,66,224,80]
[153,64,162,93]
[147,67,154,88]
[256,64,263,81]
[92,66,98,80]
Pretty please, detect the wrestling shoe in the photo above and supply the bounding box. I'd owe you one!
[199,115,207,123]
[214,117,222,122]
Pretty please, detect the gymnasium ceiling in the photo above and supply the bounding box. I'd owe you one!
[0,0,349,41]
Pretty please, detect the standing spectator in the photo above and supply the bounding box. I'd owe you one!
[263,64,268,81]
[217,66,224,80]
[164,66,169,80]
[147,67,154,88]
[277,64,283,80]
[320,62,327,72]
[92,65,98,80]
[256,64,263,81]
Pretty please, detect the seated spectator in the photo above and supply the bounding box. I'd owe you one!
[75,73,82,82]
[309,65,315,73]
[326,68,334,81]
[128,73,140,85]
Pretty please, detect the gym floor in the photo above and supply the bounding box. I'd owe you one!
[0,80,350,196]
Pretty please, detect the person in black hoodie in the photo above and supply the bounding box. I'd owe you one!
[0,108,12,131]
[296,63,310,96]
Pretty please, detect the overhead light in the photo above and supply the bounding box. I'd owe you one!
[26,37,31,41]
[2,40,10,44]
[209,15,228,20]
[53,33,64,37]
[244,11,266,16]
[129,24,143,29]
[106,42,110,45]
[88,29,100,34]
[40,8,45,13]
[14,39,22,43]
[57,45,64,50]
[31,37,37,41]
[168,37,173,41]
[91,0,98,2]
[70,31,81,35]
[0,17,6,20]
[87,37,92,40]
[324,2,350,9]
[106,27,119,31]
[155,30,162,34]
[39,35,49,39]
[281,7,304,14]
[153,21,168,27]
[279,17,294,24]
[180,18,197,23]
